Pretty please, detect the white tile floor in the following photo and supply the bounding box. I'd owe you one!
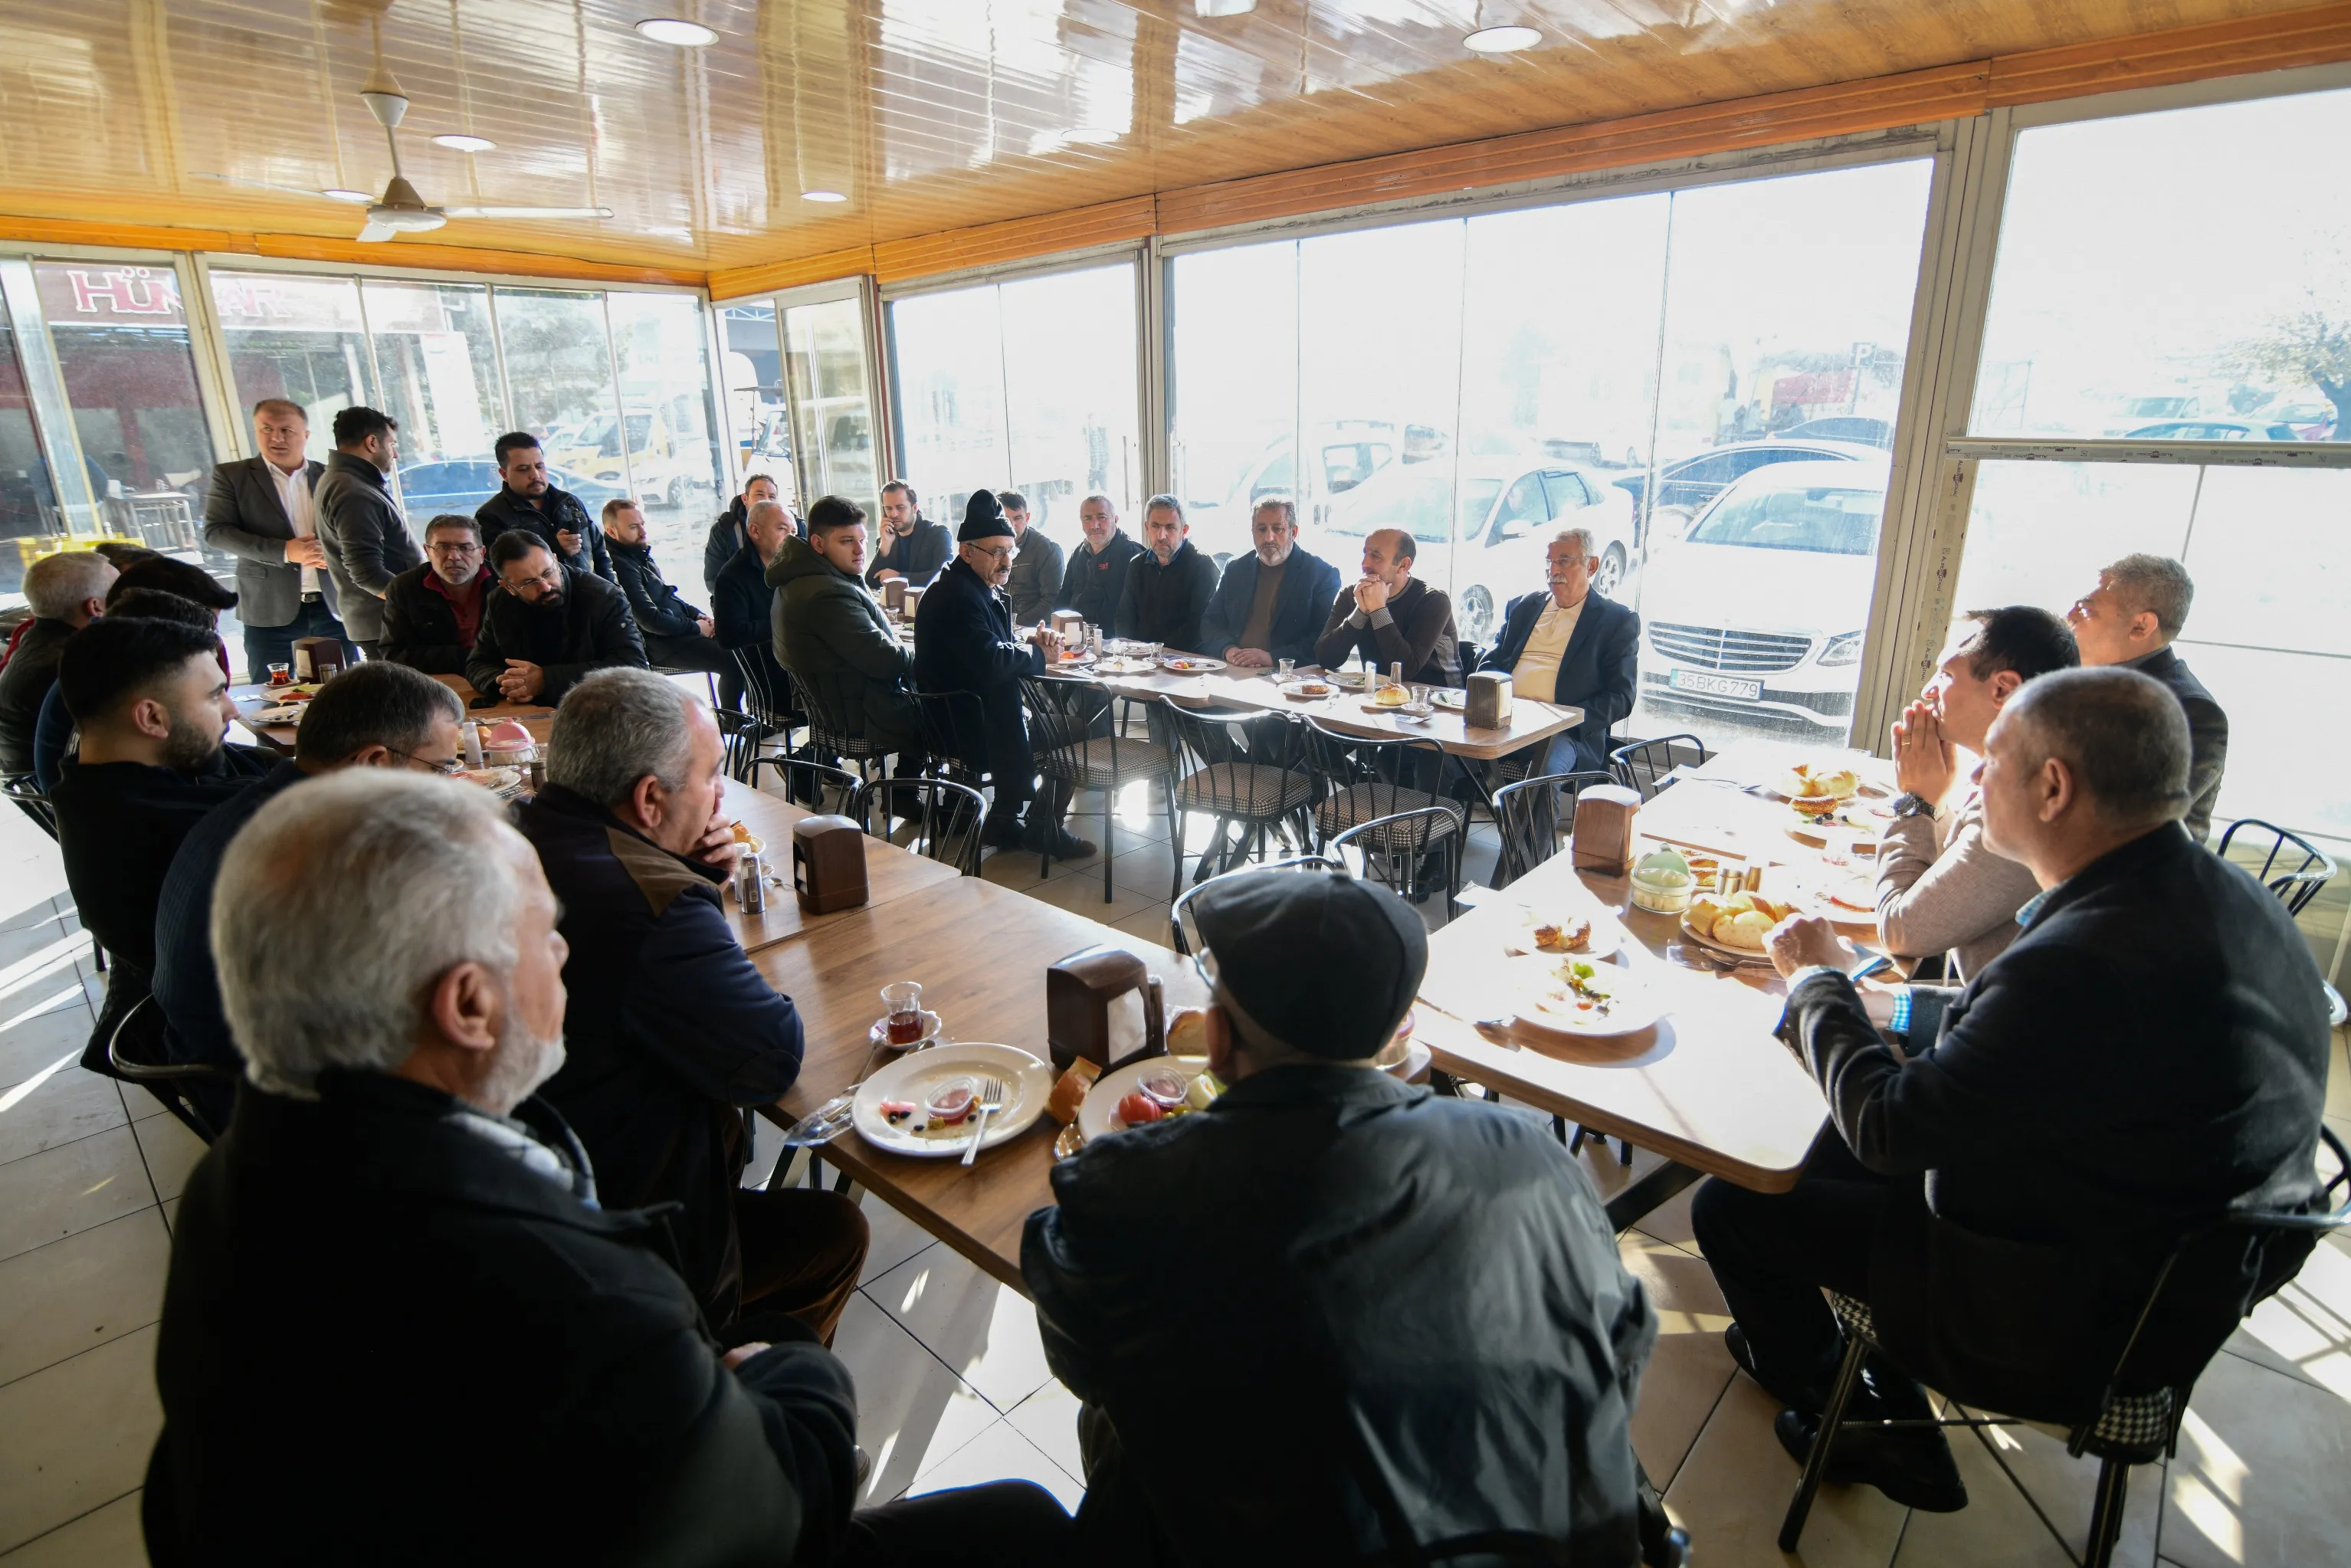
[3,789,2348,1563]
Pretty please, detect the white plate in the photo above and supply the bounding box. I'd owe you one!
[1428,687,1467,710]
[1103,639,1159,656]
[1516,959,1667,1037]
[1279,679,1336,700]
[853,1042,1054,1157]
[251,704,305,725]
[1500,910,1625,961]
[1094,655,1159,676]
[1677,914,1776,966]
[1077,1055,1212,1141]
[1158,655,1226,674]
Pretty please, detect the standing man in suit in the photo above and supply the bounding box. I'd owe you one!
[2064,554,2228,843]
[1476,527,1638,773]
[313,407,421,661]
[1197,497,1339,669]
[202,399,354,677]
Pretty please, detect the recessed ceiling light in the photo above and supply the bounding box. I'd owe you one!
[1463,25,1540,53]
[1194,0,1255,15]
[431,133,496,153]
[636,18,717,47]
[322,188,374,202]
[802,189,848,204]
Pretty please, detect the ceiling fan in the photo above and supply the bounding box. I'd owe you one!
[194,64,611,241]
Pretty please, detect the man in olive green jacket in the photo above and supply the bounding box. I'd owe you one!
[767,497,922,757]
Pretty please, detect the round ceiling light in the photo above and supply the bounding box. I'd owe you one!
[802,189,848,204]
[322,188,374,203]
[1463,25,1540,54]
[636,18,718,47]
[431,133,496,153]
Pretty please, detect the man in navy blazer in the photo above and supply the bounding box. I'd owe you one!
[1476,527,1639,773]
[201,399,353,677]
[1198,498,1341,669]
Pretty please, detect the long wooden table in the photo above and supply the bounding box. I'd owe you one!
[230,673,555,755]
[720,787,962,953]
[753,877,1210,1292]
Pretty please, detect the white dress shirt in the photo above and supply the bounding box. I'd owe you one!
[270,459,319,595]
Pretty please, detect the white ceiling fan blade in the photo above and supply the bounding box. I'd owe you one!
[356,221,400,243]
[441,205,614,221]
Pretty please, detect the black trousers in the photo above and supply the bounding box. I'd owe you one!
[839,1481,1074,1566]
[1690,1133,1887,1412]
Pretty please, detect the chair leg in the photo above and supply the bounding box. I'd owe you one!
[1779,1330,1870,1552]
[1169,809,1189,904]
[2084,1458,2130,1568]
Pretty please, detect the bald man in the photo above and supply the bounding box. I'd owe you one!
[1313,526,1460,686]
[713,500,796,703]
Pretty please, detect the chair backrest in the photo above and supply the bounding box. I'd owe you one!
[1019,675,1109,754]
[1169,853,1344,955]
[2215,818,2337,918]
[107,992,236,1143]
[1332,804,1465,868]
[851,774,988,876]
[911,689,987,782]
[1491,769,1618,888]
[1300,715,1447,795]
[1608,733,1711,801]
[3,773,57,842]
[743,753,861,815]
[1165,703,1309,811]
[732,646,797,730]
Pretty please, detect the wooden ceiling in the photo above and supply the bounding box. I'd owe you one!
[0,0,2340,284]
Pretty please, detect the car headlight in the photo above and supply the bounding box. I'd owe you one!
[1817,631,1866,668]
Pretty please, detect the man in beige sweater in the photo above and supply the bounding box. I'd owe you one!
[1876,606,2077,979]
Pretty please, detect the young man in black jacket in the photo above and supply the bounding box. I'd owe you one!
[380,514,496,675]
[1116,495,1220,654]
[516,670,866,1337]
[148,769,1071,1564]
[602,497,733,681]
[467,533,648,705]
[1054,493,1145,633]
[864,479,952,590]
[1700,668,2331,1512]
[1026,870,1658,1564]
[475,431,615,582]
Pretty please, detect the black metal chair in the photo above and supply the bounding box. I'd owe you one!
[1303,716,1453,845]
[726,648,805,781]
[1169,854,1344,956]
[911,689,989,793]
[1490,769,1618,888]
[1163,704,1317,902]
[801,700,897,788]
[1021,677,1178,897]
[5,772,57,842]
[2216,818,2337,918]
[1608,733,1710,802]
[850,775,988,877]
[104,992,237,1145]
[1333,805,1467,917]
[740,753,861,815]
[1781,1126,2351,1566]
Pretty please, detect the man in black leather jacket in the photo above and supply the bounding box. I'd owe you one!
[476,431,615,582]
[601,497,733,681]
[1025,870,1657,1566]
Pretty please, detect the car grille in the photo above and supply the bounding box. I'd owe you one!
[1648,622,1812,674]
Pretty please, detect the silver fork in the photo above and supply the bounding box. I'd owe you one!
[960,1078,1008,1167]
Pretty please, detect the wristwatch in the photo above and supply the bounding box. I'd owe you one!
[1890,792,1936,819]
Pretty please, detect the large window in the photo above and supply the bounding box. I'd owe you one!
[889,261,1139,543]
[783,294,878,517]
[1169,159,1933,750]
[721,301,795,507]
[211,271,375,461]
[360,280,503,466]
[608,290,726,591]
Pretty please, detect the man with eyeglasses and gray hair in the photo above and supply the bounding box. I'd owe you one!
[1476,525,1640,774]
[2063,553,2227,842]
[144,769,868,1562]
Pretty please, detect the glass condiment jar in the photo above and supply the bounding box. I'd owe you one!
[1628,847,1696,914]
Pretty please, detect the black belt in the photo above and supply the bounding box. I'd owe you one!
[300,592,326,603]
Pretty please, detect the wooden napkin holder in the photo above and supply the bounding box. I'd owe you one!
[1570,784,1644,875]
[1464,671,1513,730]
[1046,945,1166,1073]
[790,815,868,914]
[290,636,346,683]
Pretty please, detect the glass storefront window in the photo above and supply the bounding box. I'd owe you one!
[782,295,878,517]
[0,288,61,603]
[361,279,503,467]
[890,283,1010,524]
[1169,242,1297,563]
[1972,86,2351,444]
[608,290,727,594]
[496,288,629,529]
[210,271,376,461]
[720,302,795,508]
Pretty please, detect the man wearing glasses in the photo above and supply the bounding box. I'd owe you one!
[913,490,1091,857]
[382,515,497,674]
[151,661,470,1124]
[467,533,648,706]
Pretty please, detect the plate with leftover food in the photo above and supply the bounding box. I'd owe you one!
[1502,908,1624,962]
[1515,957,1665,1038]
[1094,654,1159,676]
[1280,679,1334,700]
[1428,687,1467,710]
[250,704,306,725]
[1103,638,1160,657]
[852,1042,1054,1156]
[1158,656,1227,675]
[1078,1056,1226,1141]
[1679,891,1797,964]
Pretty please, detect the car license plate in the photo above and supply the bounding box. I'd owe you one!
[1667,670,1762,701]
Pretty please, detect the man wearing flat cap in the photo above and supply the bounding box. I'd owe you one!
[1024,870,1664,1566]
[913,489,1093,858]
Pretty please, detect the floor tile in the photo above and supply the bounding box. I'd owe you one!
[0,1327,162,1555]
[2162,1345,2351,1568]
[865,1243,1057,1413]
[1021,865,1165,929]
[1004,1377,1087,1488]
[1635,1182,1701,1253]
[158,1199,177,1236]
[0,1068,126,1169]
[0,1129,156,1265]
[1890,1412,2080,1568]
[1955,1407,2162,1568]
[855,1195,941,1286]
[1660,1370,1908,1568]
[0,1210,171,1388]
[0,999,93,1093]
[2222,1227,2350,1399]
[977,848,1057,894]
[126,1087,174,1125]
[828,1291,1001,1505]
[0,1489,143,1566]
[1619,1234,1737,1490]
[130,1114,206,1206]
[2326,1030,2350,1122]
[0,923,84,1010]
[899,1416,1084,1511]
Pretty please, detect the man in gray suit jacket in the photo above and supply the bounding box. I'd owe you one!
[203,399,355,679]
[313,407,421,658]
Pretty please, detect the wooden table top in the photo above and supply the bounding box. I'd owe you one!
[753,877,1211,1294]
[720,787,963,953]
[230,673,555,756]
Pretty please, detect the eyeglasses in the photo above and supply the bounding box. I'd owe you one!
[971,544,1015,562]
[401,751,464,776]
[428,540,481,556]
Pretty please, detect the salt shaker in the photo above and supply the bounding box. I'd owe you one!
[737,851,769,913]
